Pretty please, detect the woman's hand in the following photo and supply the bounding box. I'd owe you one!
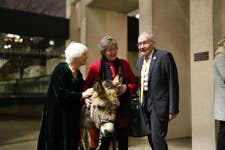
[117,84,127,95]
[82,88,93,99]
[84,98,92,108]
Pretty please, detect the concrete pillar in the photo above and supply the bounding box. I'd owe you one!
[67,0,85,42]
[84,7,127,74]
[69,1,81,42]
[153,0,190,139]
[139,0,152,33]
[213,0,225,48]
[190,0,216,149]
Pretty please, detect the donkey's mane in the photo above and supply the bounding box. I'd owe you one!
[91,79,119,106]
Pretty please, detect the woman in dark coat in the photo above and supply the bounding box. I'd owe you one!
[37,42,93,150]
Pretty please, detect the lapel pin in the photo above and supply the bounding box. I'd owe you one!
[153,56,157,60]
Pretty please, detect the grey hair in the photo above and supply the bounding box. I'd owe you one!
[139,32,154,40]
[65,41,88,64]
[98,35,118,53]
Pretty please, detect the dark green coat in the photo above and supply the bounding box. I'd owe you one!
[37,62,83,150]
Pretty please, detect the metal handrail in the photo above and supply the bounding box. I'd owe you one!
[0,75,50,85]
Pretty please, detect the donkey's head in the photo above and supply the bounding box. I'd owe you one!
[90,77,120,137]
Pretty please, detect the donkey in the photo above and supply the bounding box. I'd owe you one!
[80,76,120,150]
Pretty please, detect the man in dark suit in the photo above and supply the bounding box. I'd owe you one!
[136,32,179,150]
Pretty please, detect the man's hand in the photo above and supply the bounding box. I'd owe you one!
[169,114,177,121]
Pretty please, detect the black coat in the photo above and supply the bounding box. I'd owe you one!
[37,62,83,150]
[137,49,179,122]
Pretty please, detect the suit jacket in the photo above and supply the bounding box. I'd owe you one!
[214,52,225,121]
[137,49,179,121]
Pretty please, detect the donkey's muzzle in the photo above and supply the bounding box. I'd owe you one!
[100,122,115,137]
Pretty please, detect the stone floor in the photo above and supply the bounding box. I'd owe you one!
[0,104,191,150]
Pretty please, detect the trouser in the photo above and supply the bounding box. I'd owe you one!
[143,91,169,150]
[98,127,128,150]
[147,108,169,150]
[217,121,225,150]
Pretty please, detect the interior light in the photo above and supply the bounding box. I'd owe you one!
[49,40,55,46]
[135,13,139,19]
[3,45,8,49]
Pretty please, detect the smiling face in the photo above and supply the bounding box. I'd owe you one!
[138,33,155,58]
[103,42,118,62]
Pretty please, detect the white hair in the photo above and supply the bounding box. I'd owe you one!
[65,41,88,64]
[139,32,154,40]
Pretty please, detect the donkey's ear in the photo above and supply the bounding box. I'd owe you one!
[93,80,105,95]
[112,75,119,85]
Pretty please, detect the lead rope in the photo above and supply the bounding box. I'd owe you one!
[96,133,103,150]
[96,115,103,150]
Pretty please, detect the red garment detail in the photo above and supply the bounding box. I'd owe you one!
[84,59,137,95]
[108,62,116,78]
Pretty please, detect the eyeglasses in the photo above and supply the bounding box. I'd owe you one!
[136,40,151,47]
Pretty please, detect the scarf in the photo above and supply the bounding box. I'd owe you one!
[99,57,124,84]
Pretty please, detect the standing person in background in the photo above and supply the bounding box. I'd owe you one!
[136,32,179,150]
[37,42,93,150]
[214,37,225,150]
[84,35,137,150]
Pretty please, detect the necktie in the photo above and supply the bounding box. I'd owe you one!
[140,58,148,103]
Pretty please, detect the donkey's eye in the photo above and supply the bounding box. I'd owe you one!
[107,111,112,115]
[97,105,105,110]
[104,80,114,88]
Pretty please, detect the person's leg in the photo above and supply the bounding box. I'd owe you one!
[88,128,99,149]
[79,128,98,149]
[97,137,111,150]
[79,105,98,149]
[116,127,128,150]
[150,110,168,150]
[147,134,154,150]
[147,111,154,150]
[217,121,225,150]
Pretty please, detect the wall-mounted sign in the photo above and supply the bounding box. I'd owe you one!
[194,51,209,61]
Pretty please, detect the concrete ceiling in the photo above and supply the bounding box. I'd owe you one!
[87,0,138,13]
[2,0,65,18]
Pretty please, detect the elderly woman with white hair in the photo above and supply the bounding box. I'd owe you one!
[37,41,93,150]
